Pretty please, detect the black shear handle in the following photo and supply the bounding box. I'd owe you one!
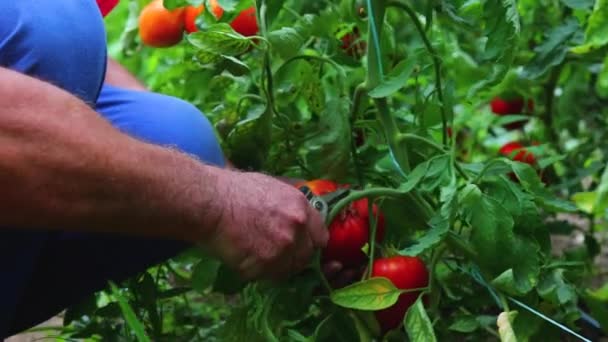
[298,186,329,218]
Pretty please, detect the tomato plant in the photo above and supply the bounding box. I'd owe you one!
[27,0,608,341]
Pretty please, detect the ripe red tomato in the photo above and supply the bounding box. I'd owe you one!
[230,7,259,37]
[295,179,339,196]
[184,5,205,33]
[340,27,367,58]
[295,180,385,268]
[499,141,536,165]
[371,256,429,333]
[490,96,534,130]
[139,0,186,48]
[324,197,385,267]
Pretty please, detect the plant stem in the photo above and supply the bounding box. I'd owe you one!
[350,84,367,186]
[376,98,411,172]
[398,133,447,153]
[367,199,379,278]
[389,1,448,146]
[327,187,409,224]
[544,64,563,148]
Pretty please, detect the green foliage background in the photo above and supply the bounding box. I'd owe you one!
[19,0,608,341]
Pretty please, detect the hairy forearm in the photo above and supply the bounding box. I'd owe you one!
[0,67,222,241]
[104,58,147,91]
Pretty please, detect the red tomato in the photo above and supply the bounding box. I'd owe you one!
[296,180,385,268]
[184,5,205,33]
[295,179,339,196]
[490,96,534,130]
[340,27,367,59]
[230,7,259,37]
[324,198,385,267]
[138,0,186,48]
[371,256,429,333]
[499,141,536,165]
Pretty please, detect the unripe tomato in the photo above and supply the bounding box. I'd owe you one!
[184,5,205,33]
[139,0,186,48]
[490,96,534,130]
[371,256,429,333]
[499,141,536,165]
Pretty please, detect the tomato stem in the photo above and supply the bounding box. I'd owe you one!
[388,1,449,147]
[366,198,378,279]
[327,188,406,225]
[350,84,367,186]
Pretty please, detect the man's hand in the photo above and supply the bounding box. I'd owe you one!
[201,170,329,281]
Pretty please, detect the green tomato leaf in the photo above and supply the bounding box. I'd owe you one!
[522,18,580,79]
[330,278,401,311]
[268,27,306,59]
[561,0,594,9]
[571,0,608,54]
[404,298,437,342]
[303,97,351,179]
[400,154,454,193]
[449,315,480,333]
[191,258,221,293]
[109,281,151,342]
[368,58,418,98]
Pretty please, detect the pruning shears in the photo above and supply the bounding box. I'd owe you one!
[298,185,350,221]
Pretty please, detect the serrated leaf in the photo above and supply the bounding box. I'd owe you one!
[405,298,437,342]
[399,185,457,256]
[400,154,453,193]
[369,58,418,98]
[461,189,541,284]
[510,161,577,212]
[449,315,480,333]
[571,0,608,54]
[188,23,252,65]
[268,27,305,59]
[109,282,151,342]
[330,278,401,311]
[304,98,351,179]
[522,18,580,79]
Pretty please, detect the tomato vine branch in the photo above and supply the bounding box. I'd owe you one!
[388,0,449,146]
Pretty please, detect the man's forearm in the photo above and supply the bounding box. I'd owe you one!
[104,58,147,91]
[0,67,221,241]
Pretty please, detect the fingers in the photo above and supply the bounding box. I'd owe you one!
[322,260,343,279]
[305,205,329,249]
[322,261,367,289]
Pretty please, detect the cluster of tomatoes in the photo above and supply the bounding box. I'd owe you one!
[138,0,259,48]
[296,180,429,333]
[490,95,541,176]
